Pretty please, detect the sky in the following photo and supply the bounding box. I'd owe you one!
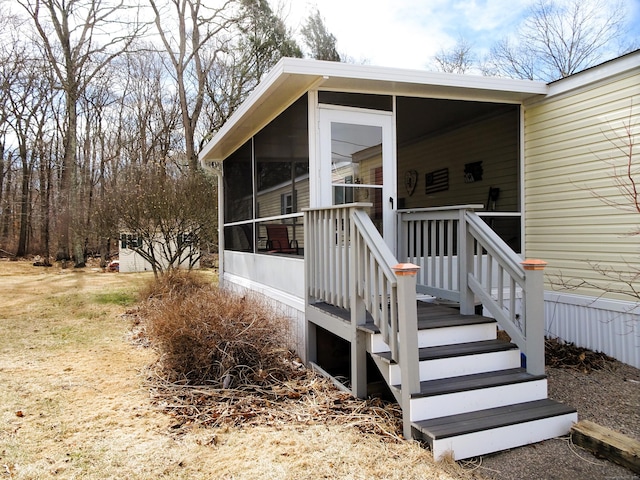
[283,0,640,71]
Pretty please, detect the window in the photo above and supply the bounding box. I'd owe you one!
[121,234,142,249]
[223,94,309,255]
[224,141,253,224]
[281,192,296,215]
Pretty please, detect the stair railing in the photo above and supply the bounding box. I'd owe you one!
[399,205,546,376]
[305,204,420,438]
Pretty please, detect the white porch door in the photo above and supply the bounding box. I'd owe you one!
[319,107,396,252]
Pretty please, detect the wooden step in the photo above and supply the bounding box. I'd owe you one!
[375,339,522,383]
[377,339,518,362]
[360,302,496,333]
[360,305,498,353]
[412,368,545,397]
[395,368,548,421]
[413,399,578,460]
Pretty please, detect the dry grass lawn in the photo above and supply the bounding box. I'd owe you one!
[0,260,472,480]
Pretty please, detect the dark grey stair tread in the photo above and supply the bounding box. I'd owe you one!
[313,300,495,335]
[392,368,546,397]
[309,302,352,321]
[359,309,495,335]
[413,399,576,440]
[375,339,518,363]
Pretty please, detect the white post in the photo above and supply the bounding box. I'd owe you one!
[521,259,547,376]
[393,262,420,440]
[304,210,316,366]
[458,209,475,315]
[350,210,367,398]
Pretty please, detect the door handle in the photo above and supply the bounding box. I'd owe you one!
[389,197,394,209]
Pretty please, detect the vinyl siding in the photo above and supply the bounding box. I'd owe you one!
[524,71,640,300]
[397,110,519,212]
[256,177,310,218]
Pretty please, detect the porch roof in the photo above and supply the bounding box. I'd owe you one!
[199,58,548,165]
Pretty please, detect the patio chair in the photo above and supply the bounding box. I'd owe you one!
[265,224,299,254]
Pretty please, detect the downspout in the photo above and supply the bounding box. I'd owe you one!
[203,160,224,285]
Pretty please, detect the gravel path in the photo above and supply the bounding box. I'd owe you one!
[468,360,640,480]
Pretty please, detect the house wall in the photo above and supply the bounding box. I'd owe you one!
[222,251,306,358]
[257,177,310,219]
[119,245,200,273]
[119,248,155,273]
[397,110,519,212]
[524,66,640,368]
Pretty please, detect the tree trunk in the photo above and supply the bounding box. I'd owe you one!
[2,163,12,243]
[56,95,74,263]
[16,144,30,257]
[39,146,52,264]
[0,143,5,249]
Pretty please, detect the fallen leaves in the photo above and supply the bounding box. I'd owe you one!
[147,365,404,442]
[545,337,614,373]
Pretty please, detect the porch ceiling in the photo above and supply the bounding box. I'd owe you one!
[200,58,548,165]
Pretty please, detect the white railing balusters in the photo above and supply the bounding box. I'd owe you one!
[305,204,419,371]
[399,205,546,376]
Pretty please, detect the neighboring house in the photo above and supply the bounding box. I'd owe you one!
[118,233,200,273]
[199,52,639,460]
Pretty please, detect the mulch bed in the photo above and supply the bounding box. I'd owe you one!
[544,337,615,373]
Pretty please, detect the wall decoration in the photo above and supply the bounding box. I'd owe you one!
[425,168,449,194]
[404,170,418,196]
[464,161,483,183]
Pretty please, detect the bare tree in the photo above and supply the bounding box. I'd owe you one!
[149,0,241,172]
[5,52,52,257]
[431,37,476,74]
[16,0,144,267]
[99,164,218,277]
[201,0,302,139]
[486,0,633,81]
[300,7,340,62]
[115,47,181,168]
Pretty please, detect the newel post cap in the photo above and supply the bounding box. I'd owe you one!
[392,263,420,276]
[521,259,548,271]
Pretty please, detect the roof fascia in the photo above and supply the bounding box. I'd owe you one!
[199,57,548,164]
[282,57,548,96]
[545,50,640,98]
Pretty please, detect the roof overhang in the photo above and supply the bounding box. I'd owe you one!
[544,49,640,99]
[199,58,548,164]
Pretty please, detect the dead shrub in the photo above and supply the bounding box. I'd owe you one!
[138,269,211,301]
[140,273,291,387]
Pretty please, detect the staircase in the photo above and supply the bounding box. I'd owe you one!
[304,204,578,461]
[362,301,577,460]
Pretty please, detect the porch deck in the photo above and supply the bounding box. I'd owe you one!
[311,300,492,333]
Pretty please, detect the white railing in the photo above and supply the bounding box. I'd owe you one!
[399,205,546,376]
[305,204,415,361]
[305,204,420,438]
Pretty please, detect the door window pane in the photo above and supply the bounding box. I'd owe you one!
[331,122,382,200]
